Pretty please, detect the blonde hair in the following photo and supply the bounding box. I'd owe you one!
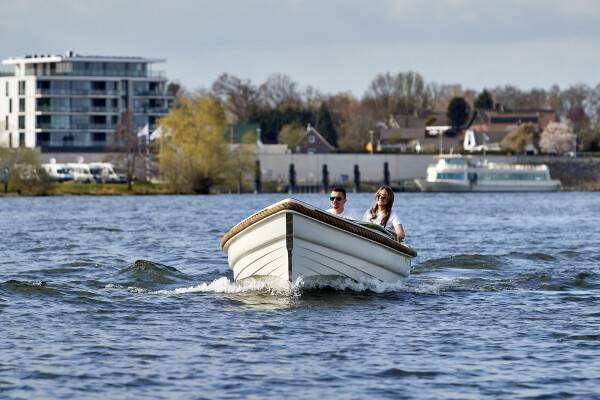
[368,185,395,227]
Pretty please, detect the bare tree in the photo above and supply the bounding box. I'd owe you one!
[394,71,432,116]
[112,110,142,190]
[210,73,259,123]
[258,73,302,110]
[364,72,397,117]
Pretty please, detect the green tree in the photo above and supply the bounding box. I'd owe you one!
[0,148,51,195]
[158,96,228,194]
[315,102,337,147]
[474,89,494,110]
[578,125,600,151]
[249,107,314,144]
[502,123,537,153]
[227,132,257,193]
[447,97,471,132]
[277,122,305,149]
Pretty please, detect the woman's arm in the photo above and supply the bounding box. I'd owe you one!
[394,223,405,241]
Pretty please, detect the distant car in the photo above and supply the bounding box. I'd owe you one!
[88,162,121,183]
[41,163,74,182]
[67,163,94,183]
[110,173,128,184]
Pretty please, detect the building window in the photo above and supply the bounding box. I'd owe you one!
[19,132,25,147]
[36,132,50,145]
[4,82,8,96]
[9,98,12,113]
[308,135,316,143]
[18,116,25,129]
[19,98,25,113]
[4,116,7,130]
[18,81,26,95]
[63,135,74,146]
[92,132,106,142]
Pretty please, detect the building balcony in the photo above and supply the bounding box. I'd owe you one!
[39,144,114,153]
[37,122,116,130]
[134,107,169,114]
[36,89,121,96]
[132,90,170,97]
[29,70,166,79]
[36,106,120,113]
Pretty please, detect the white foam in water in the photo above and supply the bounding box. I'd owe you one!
[151,276,442,296]
[104,283,150,293]
[152,276,293,295]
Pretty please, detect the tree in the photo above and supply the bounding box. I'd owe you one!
[277,123,304,150]
[0,147,51,195]
[539,122,576,154]
[210,73,259,123]
[326,93,371,151]
[258,73,302,110]
[167,81,186,99]
[158,96,229,194]
[502,123,537,153]
[112,110,143,190]
[394,71,431,115]
[227,132,257,193]
[315,102,337,147]
[447,97,471,132]
[249,107,314,144]
[578,124,600,151]
[364,72,396,118]
[364,71,432,117]
[474,89,493,110]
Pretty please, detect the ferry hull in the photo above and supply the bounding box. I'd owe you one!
[415,178,561,192]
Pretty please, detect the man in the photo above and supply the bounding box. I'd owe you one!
[326,186,357,220]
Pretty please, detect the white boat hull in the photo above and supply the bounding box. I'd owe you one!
[222,201,415,283]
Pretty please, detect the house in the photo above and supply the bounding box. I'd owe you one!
[295,124,335,154]
[379,112,461,153]
[466,109,558,151]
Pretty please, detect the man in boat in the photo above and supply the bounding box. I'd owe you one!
[326,186,357,220]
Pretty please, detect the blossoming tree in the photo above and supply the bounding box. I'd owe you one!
[539,122,576,154]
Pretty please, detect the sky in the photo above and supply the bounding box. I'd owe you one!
[2,0,600,96]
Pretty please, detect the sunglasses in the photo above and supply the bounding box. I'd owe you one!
[330,196,343,201]
[376,194,389,200]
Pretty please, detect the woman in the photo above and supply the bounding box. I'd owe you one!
[362,185,405,241]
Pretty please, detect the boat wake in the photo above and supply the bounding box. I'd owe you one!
[151,275,440,296]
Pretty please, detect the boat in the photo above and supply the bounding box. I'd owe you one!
[220,199,417,284]
[414,154,561,192]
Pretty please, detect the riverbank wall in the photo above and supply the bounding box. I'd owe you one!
[35,152,600,192]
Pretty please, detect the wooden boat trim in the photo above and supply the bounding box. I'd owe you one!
[220,199,417,258]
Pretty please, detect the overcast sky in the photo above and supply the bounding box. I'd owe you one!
[2,0,600,96]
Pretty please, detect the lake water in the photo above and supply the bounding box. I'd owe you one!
[1,192,599,399]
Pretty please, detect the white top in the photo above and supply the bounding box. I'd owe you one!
[326,207,357,220]
[362,210,402,232]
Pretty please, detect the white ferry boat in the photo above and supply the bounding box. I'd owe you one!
[414,155,561,192]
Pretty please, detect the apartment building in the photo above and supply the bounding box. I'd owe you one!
[0,51,171,151]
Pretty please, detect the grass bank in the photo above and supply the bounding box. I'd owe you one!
[0,181,173,196]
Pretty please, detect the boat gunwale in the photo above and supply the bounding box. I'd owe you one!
[220,199,417,258]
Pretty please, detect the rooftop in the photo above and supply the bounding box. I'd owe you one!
[2,51,165,65]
